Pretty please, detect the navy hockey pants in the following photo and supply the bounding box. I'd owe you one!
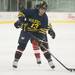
[17,30,49,51]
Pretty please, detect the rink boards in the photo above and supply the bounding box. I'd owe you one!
[0,12,75,24]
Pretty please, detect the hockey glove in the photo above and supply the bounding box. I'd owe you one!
[14,20,21,28]
[48,28,55,39]
[14,20,28,30]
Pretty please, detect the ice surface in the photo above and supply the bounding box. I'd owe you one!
[0,24,75,75]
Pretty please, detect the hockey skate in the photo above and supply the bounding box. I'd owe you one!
[36,58,41,64]
[37,61,41,64]
[12,60,18,68]
[48,60,55,69]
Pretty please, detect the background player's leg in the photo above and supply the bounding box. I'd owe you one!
[31,39,41,64]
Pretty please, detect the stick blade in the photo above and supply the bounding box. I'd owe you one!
[72,69,75,72]
[68,68,75,72]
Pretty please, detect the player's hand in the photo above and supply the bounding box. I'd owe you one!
[48,28,55,39]
[14,20,21,28]
[14,20,28,30]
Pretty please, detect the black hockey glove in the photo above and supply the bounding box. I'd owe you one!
[14,20,21,28]
[14,20,28,30]
[48,28,55,39]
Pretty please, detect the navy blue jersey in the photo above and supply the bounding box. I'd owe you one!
[18,8,49,34]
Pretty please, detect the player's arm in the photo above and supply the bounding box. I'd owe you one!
[14,11,25,27]
[14,8,33,30]
[14,9,28,30]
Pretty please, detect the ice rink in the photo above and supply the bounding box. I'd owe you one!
[0,23,75,75]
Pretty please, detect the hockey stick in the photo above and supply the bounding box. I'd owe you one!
[40,43,75,72]
[30,32,75,72]
[50,53,75,72]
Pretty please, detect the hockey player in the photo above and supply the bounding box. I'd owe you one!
[17,0,41,65]
[12,1,55,69]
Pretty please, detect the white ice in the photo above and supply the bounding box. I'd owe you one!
[0,23,75,75]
